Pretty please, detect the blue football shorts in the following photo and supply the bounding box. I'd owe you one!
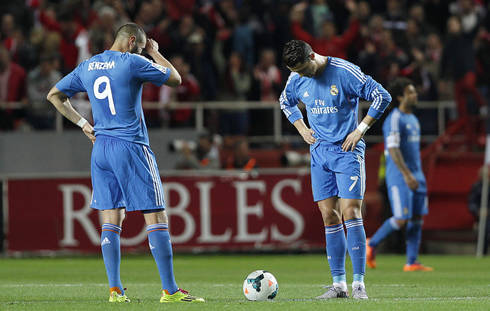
[386,181,428,219]
[310,142,365,202]
[91,135,165,212]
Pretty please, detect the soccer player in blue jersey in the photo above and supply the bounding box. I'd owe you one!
[366,78,433,272]
[47,23,204,303]
[280,40,391,299]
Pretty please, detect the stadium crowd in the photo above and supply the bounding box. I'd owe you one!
[0,0,489,138]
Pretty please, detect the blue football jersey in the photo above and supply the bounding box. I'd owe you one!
[280,57,391,154]
[383,108,426,190]
[55,50,171,146]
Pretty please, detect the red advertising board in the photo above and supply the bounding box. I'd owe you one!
[7,172,327,253]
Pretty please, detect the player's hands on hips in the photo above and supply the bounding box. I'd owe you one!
[300,128,317,145]
[342,129,363,152]
[82,123,96,144]
[403,172,419,190]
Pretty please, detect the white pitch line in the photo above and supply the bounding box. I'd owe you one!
[1,283,486,288]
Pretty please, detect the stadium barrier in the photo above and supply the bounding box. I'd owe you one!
[3,151,479,254]
[59,100,455,144]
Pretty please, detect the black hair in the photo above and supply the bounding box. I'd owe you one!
[115,23,146,44]
[282,40,313,68]
[387,77,413,108]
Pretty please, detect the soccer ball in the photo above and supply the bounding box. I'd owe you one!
[243,270,278,301]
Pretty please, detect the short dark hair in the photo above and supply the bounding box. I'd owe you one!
[115,23,146,44]
[282,40,313,68]
[388,77,413,108]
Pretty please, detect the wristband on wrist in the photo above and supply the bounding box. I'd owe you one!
[357,121,370,134]
[76,117,88,128]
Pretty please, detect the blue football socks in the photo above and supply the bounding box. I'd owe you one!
[325,223,347,286]
[406,219,423,265]
[345,218,366,279]
[147,223,179,295]
[101,223,124,295]
[369,217,401,247]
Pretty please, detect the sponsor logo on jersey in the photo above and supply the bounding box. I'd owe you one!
[151,63,167,73]
[408,135,420,142]
[303,91,309,97]
[310,106,338,114]
[330,85,339,96]
[88,61,115,71]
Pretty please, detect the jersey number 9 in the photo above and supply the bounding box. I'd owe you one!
[94,76,116,115]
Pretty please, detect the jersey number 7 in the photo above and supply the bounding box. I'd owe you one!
[94,76,116,115]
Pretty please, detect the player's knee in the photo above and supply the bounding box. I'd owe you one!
[342,206,362,220]
[320,208,342,224]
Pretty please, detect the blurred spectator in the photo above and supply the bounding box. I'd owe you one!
[226,139,257,171]
[219,52,251,137]
[253,48,281,101]
[89,6,117,55]
[403,48,438,102]
[27,54,61,130]
[74,0,98,30]
[1,14,16,54]
[440,15,486,148]
[134,0,164,32]
[357,14,385,78]
[302,0,334,38]
[409,3,434,37]
[424,33,443,81]
[405,19,426,52]
[39,7,91,72]
[290,0,359,60]
[159,55,200,127]
[382,0,406,48]
[0,46,27,130]
[232,10,255,68]
[449,0,486,33]
[111,1,132,30]
[174,133,221,170]
[378,30,409,85]
[1,13,36,70]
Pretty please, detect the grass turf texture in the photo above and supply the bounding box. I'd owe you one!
[1,254,489,310]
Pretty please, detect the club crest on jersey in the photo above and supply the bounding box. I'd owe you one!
[330,85,339,96]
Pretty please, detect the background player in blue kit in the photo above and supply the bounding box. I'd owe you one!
[366,78,433,272]
[47,23,204,303]
[280,40,391,299]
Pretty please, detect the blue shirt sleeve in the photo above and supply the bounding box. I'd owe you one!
[343,63,391,119]
[129,54,171,87]
[384,110,401,149]
[55,63,86,98]
[279,73,303,124]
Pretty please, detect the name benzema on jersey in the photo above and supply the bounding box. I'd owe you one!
[88,61,116,71]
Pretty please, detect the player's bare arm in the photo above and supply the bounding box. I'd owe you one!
[47,86,96,143]
[145,38,182,87]
[342,115,376,152]
[388,147,419,190]
[293,119,317,145]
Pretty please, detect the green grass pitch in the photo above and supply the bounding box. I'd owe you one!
[1,254,489,310]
